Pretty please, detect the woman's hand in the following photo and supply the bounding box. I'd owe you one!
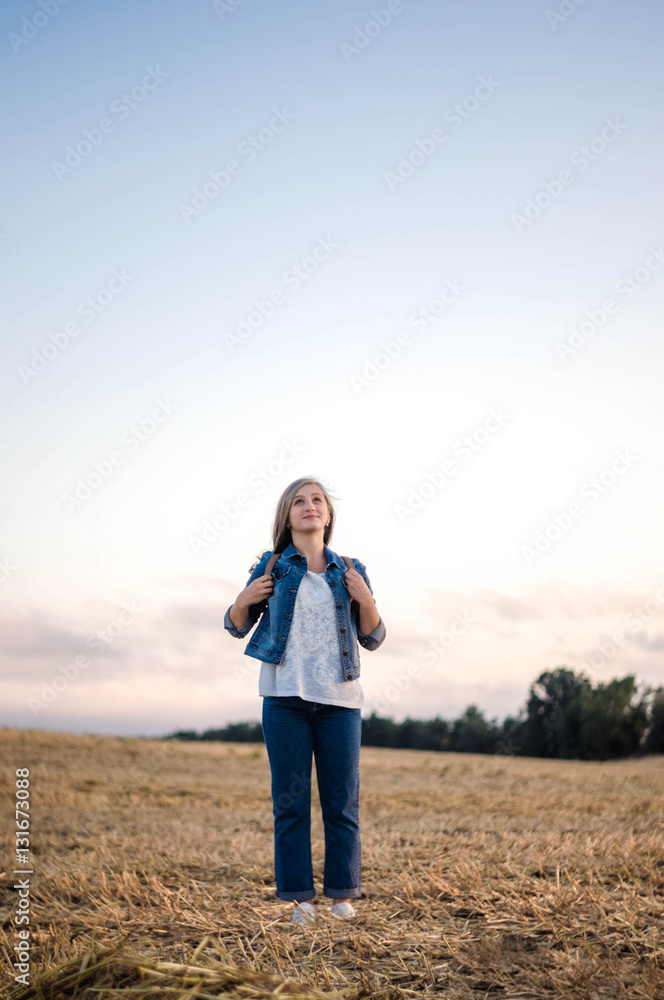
[236,573,274,610]
[343,567,374,607]
[344,567,381,636]
[228,573,273,629]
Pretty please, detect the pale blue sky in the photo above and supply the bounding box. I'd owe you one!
[1,0,663,734]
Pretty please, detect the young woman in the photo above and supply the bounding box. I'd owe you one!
[224,477,386,924]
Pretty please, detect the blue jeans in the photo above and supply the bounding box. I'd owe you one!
[261,695,362,901]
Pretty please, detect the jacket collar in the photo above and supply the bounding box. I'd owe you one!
[281,541,345,570]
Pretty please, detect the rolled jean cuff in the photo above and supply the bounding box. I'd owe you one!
[276,889,316,901]
[324,886,362,899]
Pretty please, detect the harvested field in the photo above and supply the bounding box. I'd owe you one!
[0,727,662,999]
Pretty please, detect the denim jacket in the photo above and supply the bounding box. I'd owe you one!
[223,541,386,681]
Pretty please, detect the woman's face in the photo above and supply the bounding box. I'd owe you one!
[289,484,329,534]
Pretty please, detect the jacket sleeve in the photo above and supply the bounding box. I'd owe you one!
[224,551,271,639]
[353,559,386,651]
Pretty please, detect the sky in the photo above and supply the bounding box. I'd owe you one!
[1,0,663,736]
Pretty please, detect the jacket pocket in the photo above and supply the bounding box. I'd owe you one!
[272,562,292,583]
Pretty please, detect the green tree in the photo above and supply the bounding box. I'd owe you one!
[521,667,591,758]
[577,676,648,759]
[201,722,263,742]
[422,715,451,752]
[497,714,526,755]
[361,712,400,747]
[395,717,436,749]
[450,705,499,754]
[644,686,664,753]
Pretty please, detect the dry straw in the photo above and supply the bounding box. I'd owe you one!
[4,937,347,1000]
[0,728,662,999]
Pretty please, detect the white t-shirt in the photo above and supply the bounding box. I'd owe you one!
[258,570,364,709]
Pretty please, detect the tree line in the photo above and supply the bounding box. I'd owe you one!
[166,668,664,761]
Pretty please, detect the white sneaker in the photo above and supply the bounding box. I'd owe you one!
[330,900,356,918]
[290,901,316,924]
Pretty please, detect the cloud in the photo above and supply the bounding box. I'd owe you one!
[624,630,664,652]
[2,574,664,732]
[470,590,542,622]
[0,609,94,659]
[156,601,228,630]
[149,573,239,601]
[422,579,664,629]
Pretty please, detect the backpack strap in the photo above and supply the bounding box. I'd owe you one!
[264,552,280,576]
[342,556,361,619]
